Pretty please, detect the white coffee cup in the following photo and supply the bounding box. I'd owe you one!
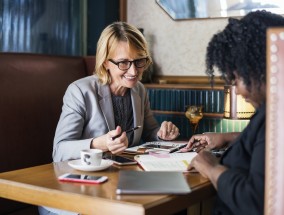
[80,149,103,166]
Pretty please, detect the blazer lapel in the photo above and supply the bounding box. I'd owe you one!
[98,84,115,131]
[131,87,142,144]
[97,82,143,144]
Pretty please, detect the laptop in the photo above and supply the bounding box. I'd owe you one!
[116,170,191,195]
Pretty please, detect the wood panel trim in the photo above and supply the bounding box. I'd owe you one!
[152,110,224,118]
[152,75,225,85]
[144,83,224,90]
[119,0,127,22]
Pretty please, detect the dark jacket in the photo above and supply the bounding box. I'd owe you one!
[214,104,265,215]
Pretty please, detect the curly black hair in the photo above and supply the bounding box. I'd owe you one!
[206,10,284,91]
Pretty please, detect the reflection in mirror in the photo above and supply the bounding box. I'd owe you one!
[156,0,284,20]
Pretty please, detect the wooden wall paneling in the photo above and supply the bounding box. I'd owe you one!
[119,0,127,21]
[144,84,249,139]
[152,75,225,85]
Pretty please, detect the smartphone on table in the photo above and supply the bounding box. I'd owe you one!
[58,173,108,184]
[107,156,137,166]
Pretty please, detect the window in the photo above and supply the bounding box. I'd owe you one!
[0,0,84,56]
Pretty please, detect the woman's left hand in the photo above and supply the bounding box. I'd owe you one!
[157,121,180,141]
[187,150,227,189]
[188,150,219,178]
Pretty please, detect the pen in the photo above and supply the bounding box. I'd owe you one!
[169,144,187,153]
[111,125,141,140]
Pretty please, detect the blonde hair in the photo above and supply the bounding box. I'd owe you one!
[95,21,152,84]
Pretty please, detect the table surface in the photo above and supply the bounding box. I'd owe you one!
[0,158,215,215]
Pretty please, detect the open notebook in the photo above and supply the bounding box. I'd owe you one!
[116,170,191,195]
[134,152,197,172]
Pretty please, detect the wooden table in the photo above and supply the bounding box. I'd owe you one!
[0,160,215,215]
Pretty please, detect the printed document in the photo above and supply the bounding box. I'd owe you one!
[134,152,197,172]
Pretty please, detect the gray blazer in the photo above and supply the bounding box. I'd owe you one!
[53,75,160,162]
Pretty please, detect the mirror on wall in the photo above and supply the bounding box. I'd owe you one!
[156,0,284,20]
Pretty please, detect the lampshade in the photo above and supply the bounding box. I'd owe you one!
[224,85,255,119]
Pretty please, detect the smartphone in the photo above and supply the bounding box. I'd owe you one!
[58,173,108,184]
[107,156,137,165]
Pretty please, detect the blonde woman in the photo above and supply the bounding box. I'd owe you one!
[53,22,180,163]
[39,21,180,215]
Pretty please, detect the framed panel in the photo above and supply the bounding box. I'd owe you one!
[156,0,284,20]
[265,27,284,215]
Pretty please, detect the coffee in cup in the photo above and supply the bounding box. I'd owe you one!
[80,149,103,166]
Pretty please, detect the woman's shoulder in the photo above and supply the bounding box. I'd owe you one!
[72,75,98,85]
[69,75,101,88]
[65,75,103,94]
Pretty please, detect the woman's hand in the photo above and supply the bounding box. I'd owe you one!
[180,132,238,152]
[188,150,227,189]
[157,121,180,141]
[91,126,128,154]
[188,150,219,177]
[106,126,129,154]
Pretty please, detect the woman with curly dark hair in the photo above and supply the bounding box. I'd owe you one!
[181,10,284,215]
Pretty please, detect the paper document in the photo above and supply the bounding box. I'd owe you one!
[124,141,187,154]
[134,152,197,172]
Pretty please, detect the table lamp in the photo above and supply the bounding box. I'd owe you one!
[224,85,255,119]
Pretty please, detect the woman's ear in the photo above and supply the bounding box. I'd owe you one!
[103,61,108,70]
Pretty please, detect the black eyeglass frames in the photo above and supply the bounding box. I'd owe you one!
[108,58,148,71]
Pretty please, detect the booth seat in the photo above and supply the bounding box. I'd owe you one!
[0,53,95,215]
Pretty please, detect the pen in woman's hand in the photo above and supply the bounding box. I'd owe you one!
[111,126,141,140]
[192,145,205,153]
[189,138,203,152]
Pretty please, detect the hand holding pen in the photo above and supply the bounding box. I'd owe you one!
[179,134,206,153]
[104,126,129,155]
[180,132,227,154]
[111,125,141,140]
[90,126,141,155]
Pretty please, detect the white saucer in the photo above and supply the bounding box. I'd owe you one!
[68,159,113,172]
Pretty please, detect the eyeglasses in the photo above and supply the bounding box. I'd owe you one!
[109,58,148,71]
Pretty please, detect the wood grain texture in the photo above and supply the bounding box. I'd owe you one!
[0,162,215,215]
[152,76,225,85]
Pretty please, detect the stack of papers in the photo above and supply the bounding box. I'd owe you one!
[124,141,187,154]
[134,152,197,172]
